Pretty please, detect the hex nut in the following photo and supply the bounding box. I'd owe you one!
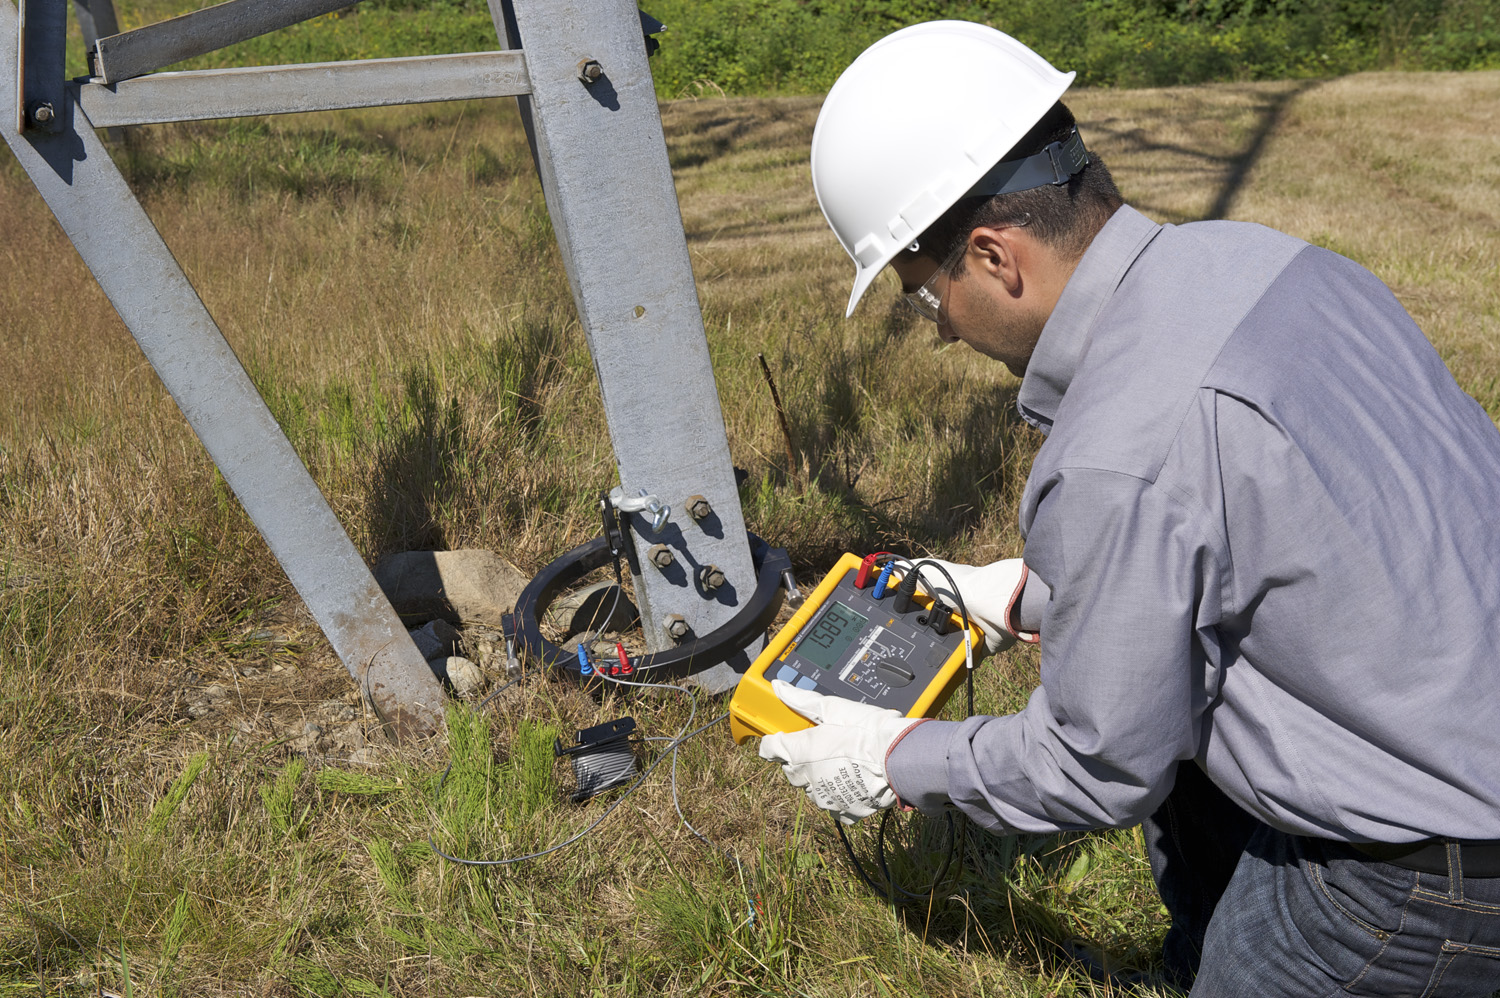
[577,58,603,84]
[29,102,54,125]
[664,614,689,642]
[698,565,726,591]
[685,495,713,521]
[648,543,675,569]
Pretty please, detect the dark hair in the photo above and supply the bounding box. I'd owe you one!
[905,102,1123,271]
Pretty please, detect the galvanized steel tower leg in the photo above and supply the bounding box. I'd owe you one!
[1,0,446,740]
[493,0,763,684]
[70,0,124,141]
[69,0,117,61]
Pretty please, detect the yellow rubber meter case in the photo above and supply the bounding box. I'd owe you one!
[729,553,985,743]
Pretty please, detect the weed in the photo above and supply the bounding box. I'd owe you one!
[261,757,311,841]
[316,770,402,796]
[146,752,209,837]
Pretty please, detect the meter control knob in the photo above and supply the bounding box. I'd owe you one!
[875,661,917,687]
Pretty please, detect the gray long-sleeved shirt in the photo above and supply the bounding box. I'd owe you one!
[887,205,1500,844]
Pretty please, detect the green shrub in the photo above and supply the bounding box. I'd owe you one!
[91,0,1498,93]
[642,0,1499,95]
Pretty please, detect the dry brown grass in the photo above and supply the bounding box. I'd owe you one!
[2,71,1497,996]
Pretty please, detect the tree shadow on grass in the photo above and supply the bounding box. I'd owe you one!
[848,821,1172,991]
[365,365,459,561]
[777,302,1037,558]
[1200,80,1323,222]
[1089,79,1324,224]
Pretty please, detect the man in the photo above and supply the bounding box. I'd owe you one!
[758,20,1500,996]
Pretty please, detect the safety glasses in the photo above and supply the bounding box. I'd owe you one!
[902,241,968,323]
[901,214,1031,324]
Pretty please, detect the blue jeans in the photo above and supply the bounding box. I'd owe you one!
[1144,762,1500,996]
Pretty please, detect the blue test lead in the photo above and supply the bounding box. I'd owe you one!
[577,643,594,676]
[872,562,896,599]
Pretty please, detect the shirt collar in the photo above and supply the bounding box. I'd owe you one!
[1016,204,1162,431]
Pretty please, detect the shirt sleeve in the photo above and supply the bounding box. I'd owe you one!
[887,467,1225,834]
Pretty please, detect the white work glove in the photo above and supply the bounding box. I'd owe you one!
[918,558,1038,654]
[758,680,927,824]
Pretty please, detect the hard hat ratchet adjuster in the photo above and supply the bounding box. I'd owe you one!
[964,128,1091,199]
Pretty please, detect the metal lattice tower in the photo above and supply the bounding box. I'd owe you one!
[4,0,764,739]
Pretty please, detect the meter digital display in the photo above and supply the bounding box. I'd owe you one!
[729,553,986,744]
[797,601,867,672]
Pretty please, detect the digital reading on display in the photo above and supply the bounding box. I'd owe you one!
[797,600,868,672]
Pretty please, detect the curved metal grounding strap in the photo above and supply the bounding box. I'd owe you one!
[504,533,791,681]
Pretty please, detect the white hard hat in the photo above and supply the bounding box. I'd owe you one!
[812,22,1076,317]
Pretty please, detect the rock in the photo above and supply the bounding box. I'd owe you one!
[681,661,744,696]
[187,702,213,719]
[374,549,528,627]
[329,724,366,752]
[545,581,638,637]
[435,655,485,696]
[203,684,230,701]
[474,636,497,668]
[319,700,358,723]
[462,626,514,674]
[409,618,461,660]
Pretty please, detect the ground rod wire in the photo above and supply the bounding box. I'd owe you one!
[832,557,978,900]
[428,665,724,867]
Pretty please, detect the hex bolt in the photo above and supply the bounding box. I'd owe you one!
[664,614,689,642]
[29,102,55,126]
[648,543,675,569]
[698,564,726,592]
[577,58,603,85]
[685,495,713,521]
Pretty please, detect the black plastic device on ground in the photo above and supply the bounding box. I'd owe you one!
[556,717,637,802]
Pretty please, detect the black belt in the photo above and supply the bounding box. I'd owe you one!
[1352,839,1500,877]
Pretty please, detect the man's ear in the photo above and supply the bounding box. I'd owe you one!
[968,225,1025,295]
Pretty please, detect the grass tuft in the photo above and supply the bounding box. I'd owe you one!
[316,769,402,796]
[145,752,209,837]
[260,757,310,841]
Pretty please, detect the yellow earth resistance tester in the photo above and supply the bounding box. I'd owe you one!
[729,553,986,743]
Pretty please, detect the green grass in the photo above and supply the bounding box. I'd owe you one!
[2,67,1498,995]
